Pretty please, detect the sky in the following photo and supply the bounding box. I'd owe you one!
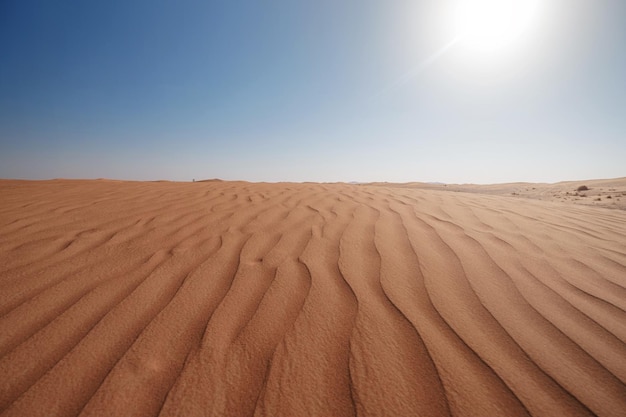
[1,0,625,183]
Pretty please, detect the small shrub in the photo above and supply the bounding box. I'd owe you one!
[595,197,601,201]
[607,195,612,199]
[577,185,589,191]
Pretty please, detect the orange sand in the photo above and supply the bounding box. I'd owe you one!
[1,179,625,417]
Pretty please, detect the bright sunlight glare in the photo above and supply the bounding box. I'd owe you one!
[453,0,541,54]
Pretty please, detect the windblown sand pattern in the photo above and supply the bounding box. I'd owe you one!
[1,179,625,417]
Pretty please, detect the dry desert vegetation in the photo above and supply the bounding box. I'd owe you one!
[1,178,625,417]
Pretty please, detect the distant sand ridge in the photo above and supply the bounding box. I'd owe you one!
[0,179,625,417]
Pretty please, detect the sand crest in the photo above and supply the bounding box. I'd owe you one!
[1,179,625,416]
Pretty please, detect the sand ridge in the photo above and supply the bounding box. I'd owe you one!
[382,177,626,211]
[1,179,625,416]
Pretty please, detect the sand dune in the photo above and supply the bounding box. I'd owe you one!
[1,179,625,417]
[389,177,626,211]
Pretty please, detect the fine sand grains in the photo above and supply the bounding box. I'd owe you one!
[0,179,625,417]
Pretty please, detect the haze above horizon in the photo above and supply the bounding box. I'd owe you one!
[1,0,624,184]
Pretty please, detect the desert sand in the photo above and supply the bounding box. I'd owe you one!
[1,178,625,417]
[370,177,626,211]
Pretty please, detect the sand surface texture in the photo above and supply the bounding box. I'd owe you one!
[1,179,625,417]
[391,177,626,211]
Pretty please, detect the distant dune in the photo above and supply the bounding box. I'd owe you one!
[1,179,625,416]
[375,177,626,211]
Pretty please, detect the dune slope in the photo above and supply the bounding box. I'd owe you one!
[1,179,625,417]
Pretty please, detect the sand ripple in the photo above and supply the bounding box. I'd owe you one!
[1,180,625,416]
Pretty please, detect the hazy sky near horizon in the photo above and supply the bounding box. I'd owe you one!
[1,0,625,183]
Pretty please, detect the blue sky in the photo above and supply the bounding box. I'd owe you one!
[1,0,624,183]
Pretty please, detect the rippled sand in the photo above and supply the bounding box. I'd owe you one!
[1,179,625,417]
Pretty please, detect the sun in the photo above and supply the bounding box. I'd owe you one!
[452,0,541,54]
